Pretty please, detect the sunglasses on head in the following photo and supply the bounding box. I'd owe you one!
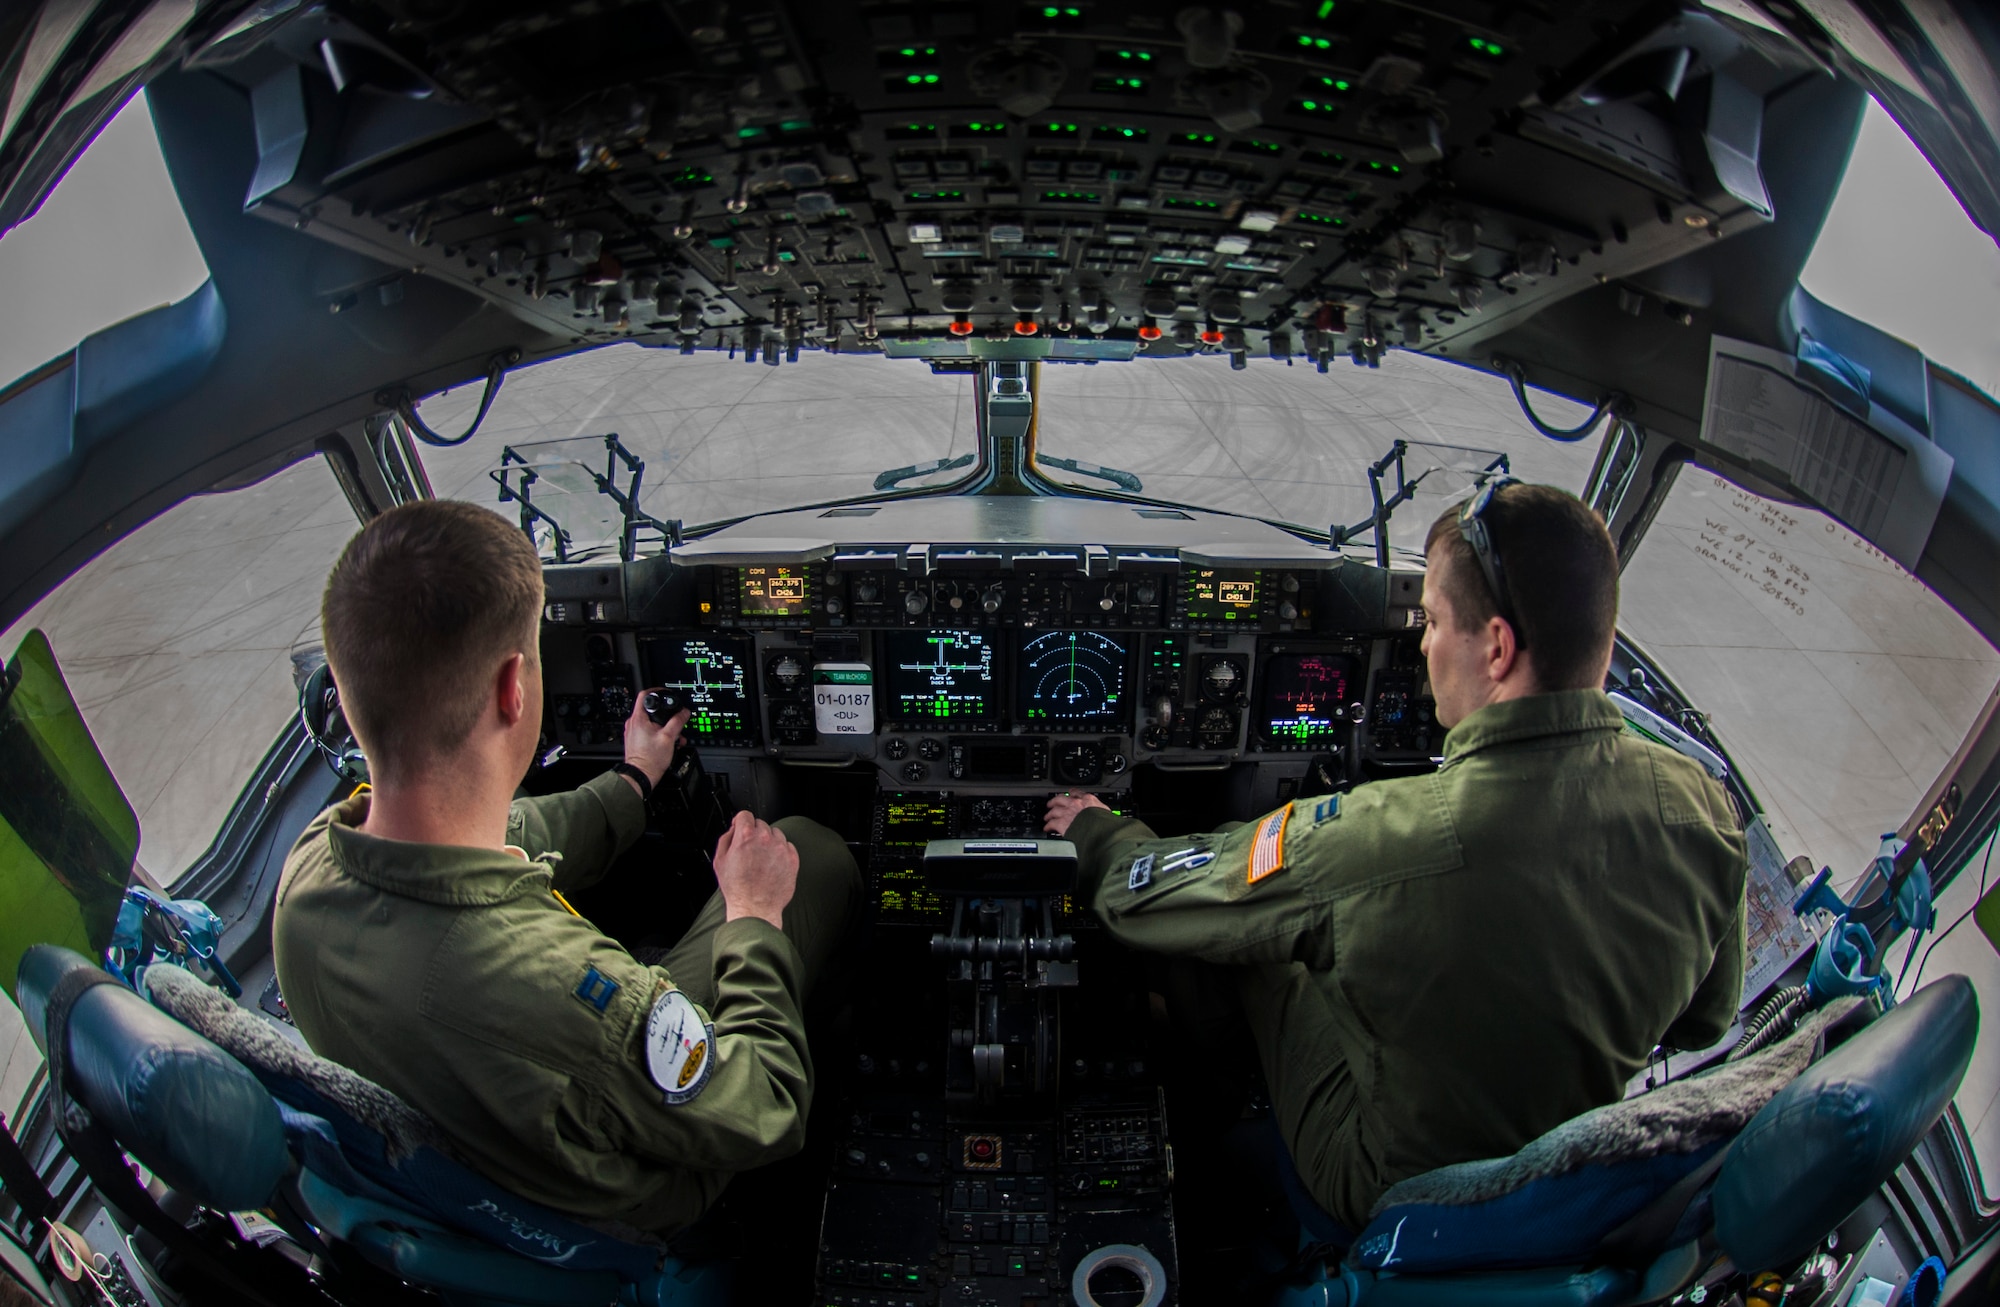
[1456,476,1521,633]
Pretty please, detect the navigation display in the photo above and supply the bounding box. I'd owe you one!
[739,565,810,617]
[1184,568,1262,622]
[1259,652,1357,747]
[639,635,756,743]
[1016,631,1131,729]
[884,631,999,725]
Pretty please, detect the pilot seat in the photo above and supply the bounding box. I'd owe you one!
[1271,975,1978,1307]
[16,943,730,1307]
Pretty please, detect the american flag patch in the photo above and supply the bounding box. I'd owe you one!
[1247,807,1290,885]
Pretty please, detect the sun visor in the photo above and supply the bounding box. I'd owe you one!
[1696,334,1953,570]
[0,631,138,1000]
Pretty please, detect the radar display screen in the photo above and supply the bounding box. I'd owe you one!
[885,631,999,725]
[739,565,810,617]
[1016,631,1131,729]
[640,635,756,743]
[1184,568,1262,622]
[1259,652,1357,747]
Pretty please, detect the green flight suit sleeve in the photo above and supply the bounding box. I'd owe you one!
[508,769,648,894]
[596,917,812,1173]
[1661,895,1746,1051]
[1070,783,1455,968]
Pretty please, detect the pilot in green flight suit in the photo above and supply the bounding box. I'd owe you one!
[273,501,859,1233]
[1046,482,1747,1232]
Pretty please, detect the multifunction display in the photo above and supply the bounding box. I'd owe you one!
[884,630,999,726]
[639,635,757,744]
[1015,631,1131,730]
[739,564,810,618]
[1183,568,1262,623]
[1258,651,1358,750]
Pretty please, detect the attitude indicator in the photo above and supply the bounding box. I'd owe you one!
[885,631,998,724]
[643,636,755,742]
[1017,631,1130,729]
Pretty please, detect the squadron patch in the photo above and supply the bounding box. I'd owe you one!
[643,989,716,1105]
[1247,808,1291,885]
[1127,853,1156,890]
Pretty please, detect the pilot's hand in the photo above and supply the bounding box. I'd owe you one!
[1045,792,1109,837]
[622,689,688,792]
[713,810,799,931]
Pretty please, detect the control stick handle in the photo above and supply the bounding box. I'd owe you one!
[643,689,685,724]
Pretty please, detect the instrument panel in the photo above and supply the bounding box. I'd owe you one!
[695,562,1312,632]
[544,555,1448,789]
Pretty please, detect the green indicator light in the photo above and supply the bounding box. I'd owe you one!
[779,119,810,131]
[906,73,922,83]
[924,73,940,83]
[1115,77,1143,88]
[1301,100,1317,110]
[1317,0,1335,15]
[1043,4,1058,14]
[1321,76,1351,90]
[900,46,915,56]
[1298,34,1332,49]
[737,127,762,138]
[1066,6,1080,13]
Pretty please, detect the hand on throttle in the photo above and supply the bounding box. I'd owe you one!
[1044,792,1108,837]
[713,810,799,930]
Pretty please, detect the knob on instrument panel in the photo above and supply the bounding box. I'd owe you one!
[905,590,930,615]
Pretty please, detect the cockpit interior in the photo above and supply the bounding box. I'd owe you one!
[3,1,2000,1305]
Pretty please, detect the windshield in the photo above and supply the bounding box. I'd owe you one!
[414,345,980,546]
[1031,351,1602,550]
[1621,469,2000,880]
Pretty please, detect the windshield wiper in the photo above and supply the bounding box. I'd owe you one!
[1036,455,1142,493]
[874,452,976,490]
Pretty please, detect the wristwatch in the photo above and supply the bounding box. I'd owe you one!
[611,761,654,803]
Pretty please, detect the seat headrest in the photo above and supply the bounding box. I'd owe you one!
[1714,975,1979,1270]
[16,945,289,1213]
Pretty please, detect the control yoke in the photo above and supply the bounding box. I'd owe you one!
[924,840,1081,1107]
[643,688,735,850]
